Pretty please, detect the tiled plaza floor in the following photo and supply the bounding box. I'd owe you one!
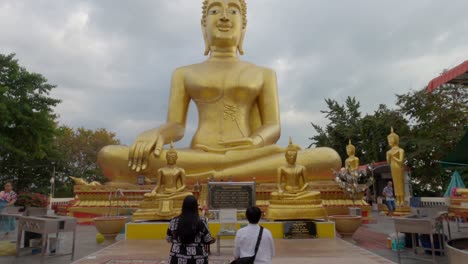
[73,238,394,264]
[0,211,467,264]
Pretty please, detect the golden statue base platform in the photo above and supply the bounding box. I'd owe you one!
[68,184,201,222]
[378,204,411,216]
[132,193,193,221]
[265,199,328,220]
[449,193,468,220]
[392,206,412,216]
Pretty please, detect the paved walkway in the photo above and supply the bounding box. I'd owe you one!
[73,239,394,264]
[0,211,466,264]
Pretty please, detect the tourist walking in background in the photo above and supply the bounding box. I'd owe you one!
[166,195,215,264]
[233,206,275,264]
[383,181,396,215]
[0,182,17,239]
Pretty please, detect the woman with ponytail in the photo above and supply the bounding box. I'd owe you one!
[166,195,215,264]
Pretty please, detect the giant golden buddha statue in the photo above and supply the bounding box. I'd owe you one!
[98,0,341,185]
[386,128,405,206]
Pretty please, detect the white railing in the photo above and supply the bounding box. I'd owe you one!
[50,197,74,206]
[419,197,451,207]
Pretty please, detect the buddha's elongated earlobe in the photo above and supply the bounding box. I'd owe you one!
[237,29,246,55]
[202,26,210,56]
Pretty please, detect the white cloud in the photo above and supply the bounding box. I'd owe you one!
[1,0,467,150]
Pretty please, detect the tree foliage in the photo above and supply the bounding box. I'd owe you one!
[0,53,120,196]
[396,84,468,195]
[0,53,60,192]
[310,84,467,196]
[53,126,120,192]
[309,97,409,166]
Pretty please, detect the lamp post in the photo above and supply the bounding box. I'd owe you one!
[48,163,55,211]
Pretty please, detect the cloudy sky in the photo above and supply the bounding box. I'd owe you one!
[1,0,467,148]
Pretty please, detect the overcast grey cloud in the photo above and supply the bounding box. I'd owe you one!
[1,0,467,149]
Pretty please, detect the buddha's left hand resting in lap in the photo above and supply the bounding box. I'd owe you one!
[98,0,341,184]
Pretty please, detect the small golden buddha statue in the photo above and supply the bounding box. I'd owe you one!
[386,128,405,206]
[133,144,193,221]
[271,138,321,200]
[266,138,326,220]
[144,143,192,200]
[344,140,359,171]
[97,0,341,185]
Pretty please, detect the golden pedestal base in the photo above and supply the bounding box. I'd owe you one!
[132,193,192,221]
[265,199,328,220]
[378,204,411,216]
[393,205,411,216]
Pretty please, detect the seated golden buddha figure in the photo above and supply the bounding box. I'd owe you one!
[266,139,326,220]
[344,140,359,171]
[98,0,341,185]
[271,138,321,200]
[144,143,192,200]
[133,144,193,221]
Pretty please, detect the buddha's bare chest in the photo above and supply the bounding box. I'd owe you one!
[184,63,263,104]
[282,167,300,182]
[160,169,181,183]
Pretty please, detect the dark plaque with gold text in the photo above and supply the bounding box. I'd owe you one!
[208,182,255,210]
[283,221,317,239]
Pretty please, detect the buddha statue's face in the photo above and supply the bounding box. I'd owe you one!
[346,146,355,156]
[166,152,178,165]
[285,150,297,165]
[387,135,399,147]
[204,0,243,50]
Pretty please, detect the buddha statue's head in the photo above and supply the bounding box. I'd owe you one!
[346,139,356,156]
[285,137,301,165]
[387,127,400,147]
[201,0,247,55]
[166,142,178,165]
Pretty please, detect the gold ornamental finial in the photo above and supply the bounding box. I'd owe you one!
[167,141,177,155]
[287,137,301,151]
[387,127,400,144]
[346,139,355,152]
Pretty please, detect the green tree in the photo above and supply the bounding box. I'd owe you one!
[396,84,468,196]
[53,126,120,196]
[309,97,362,161]
[0,53,60,192]
[309,97,408,166]
[358,104,410,164]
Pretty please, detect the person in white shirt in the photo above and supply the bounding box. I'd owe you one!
[382,180,396,215]
[234,206,275,264]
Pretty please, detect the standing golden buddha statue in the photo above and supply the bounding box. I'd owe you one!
[344,140,359,171]
[97,0,341,185]
[386,128,405,206]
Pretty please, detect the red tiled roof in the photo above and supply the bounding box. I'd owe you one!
[427,60,468,92]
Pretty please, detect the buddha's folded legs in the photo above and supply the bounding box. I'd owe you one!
[211,147,341,183]
[98,145,341,184]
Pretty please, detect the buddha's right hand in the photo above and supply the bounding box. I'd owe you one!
[128,130,164,172]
